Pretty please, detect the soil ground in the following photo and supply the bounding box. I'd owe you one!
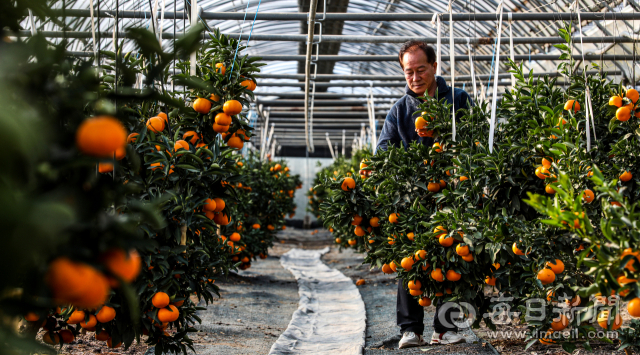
[36,228,636,355]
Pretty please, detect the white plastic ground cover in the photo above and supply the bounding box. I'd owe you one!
[269,247,366,355]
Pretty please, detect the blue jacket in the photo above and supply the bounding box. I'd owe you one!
[375,76,473,152]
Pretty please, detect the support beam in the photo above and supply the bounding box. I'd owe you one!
[50,10,640,22]
[254,92,401,99]
[18,31,637,44]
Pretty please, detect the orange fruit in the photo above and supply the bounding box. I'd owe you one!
[461,254,474,262]
[408,280,422,290]
[96,305,116,323]
[213,123,229,133]
[98,162,114,173]
[43,331,61,345]
[193,98,212,114]
[267,224,275,231]
[609,96,623,107]
[127,132,139,143]
[152,292,170,308]
[215,63,226,74]
[223,100,242,115]
[545,259,564,274]
[182,131,199,144]
[616,106,631,121]
[355,279,365,286]
[492,263,501,270]
[369,217,380,227]
[210,93,221,102]
[107,338,122,348]
[620,171,633,182]
[431,268,444,282]
[80,314,97,329]
[381,264,393,274]
[541,157,553,168]
[335,237,342,244]
[418,297,432,307]
[415,116,428,129]
[415,250,427,260]
[46,258,110,309]
[96,330,110,341]
[227,136,244,149]
[407,232,415,241]
[582,189,594,203]
[597,310,622,330]
[101,249,141,283]
[389,261,398,272]
[628,298,640,317]
[213,198,225,212]
[439,180,446,188]
[174,140,189,151]
[203,198,218,211]
[564,99,580,112]
[214,112,232,126]
[485,276,496,286]
[24,312,39,322]
[76,116,127,157]
[537,269,556,285]
[627,88,640,103]
[147,116,166,133]
[545,184,555,194]
[439,235,453,247]
[535,166,550,179]
[401,257,415,270]
[455,244,469,256]
[230,232,241,242]
[459,176,469,181]
[512,243,525,256]
[427,182,440,192]
[432,142,442,153]
[341,177,356,191]
[389,213,399,224]
[622,248,640,271]
[354,226,365,236]
[59,329,75,343]
[446,269,461,281]
[351,215,363,225]
[409,289,423,296]
[67,310,85,324]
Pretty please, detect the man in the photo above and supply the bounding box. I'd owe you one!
[375,41,473,348]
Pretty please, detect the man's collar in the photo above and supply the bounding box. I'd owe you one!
[405,76,450,99]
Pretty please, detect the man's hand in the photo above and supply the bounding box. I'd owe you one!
[415,128,433,137]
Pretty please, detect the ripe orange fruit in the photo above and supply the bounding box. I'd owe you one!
[418,297,432,307]
[439,235,453,247]
[127,132,139,143]
[545,259,564,274]
[485,276,496,285]
[213,123,229,133]
[351,215,363,225]
[174,140,189,151]
[193,98,212,114]
[223,100,243,115]
[541,157,553,168]
[59,329,75,343]
[427,182,440,192]
[98,162,114,173]
[512,243,525,256]
[389,261,398,272]
[597,310,622,330]
[389,213,399,224]
[24,312,39,322]
[96,305,116,323]
[616,106,631,121]
[409,289,423,296]
[461,254,474,262]
[341,177,356,191]
[407,232,415,241]
[96,330,110,341]
[582,189,594,203]
[107,337,122,348]
[537,269,556,285]
[46,258,110,309]
[182,131,199,144]
[628,298,640,317]
[209,93,221,102]
[408,280,422,290]
[455,244,469,256]
[355,279,366,286]
[354,226,365,236]
[415,249,427,260]
[227,136,244,149]
[369,217,380,227]
[214,212,230,226]
[76,116,127,157]
[43,331,61,345]
[152,292,171,308]
[628,89,640,103]
[230,232,241,242]
[203,198,218,211]
[252,223,260,229]
[415,116,428,129]
[67,310,85,324]
[431,268,444,282]
[214,112,232,126]
[609,96,623,107]
[446,269,461,281]
[439,180,446,188]
[620,171,633,182]
[433,226,447,237]
[215,63,226,74]
[213,198,225,212]
[535,166,550,179]
[564,99,580,112]
[381,264,393,274]
[432,142,442,153]
[80,314,97,329]
[544,184,555,194]
[335,237,342,244]
[146,116,166,133]
[101,249,141,283]
[401,257,415,270]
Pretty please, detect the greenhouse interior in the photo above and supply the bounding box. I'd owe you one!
[3,0,640,354]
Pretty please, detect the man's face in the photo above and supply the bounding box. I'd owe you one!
[402,49,437,96]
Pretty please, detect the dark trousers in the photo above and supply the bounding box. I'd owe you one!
[396,280,459,335]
